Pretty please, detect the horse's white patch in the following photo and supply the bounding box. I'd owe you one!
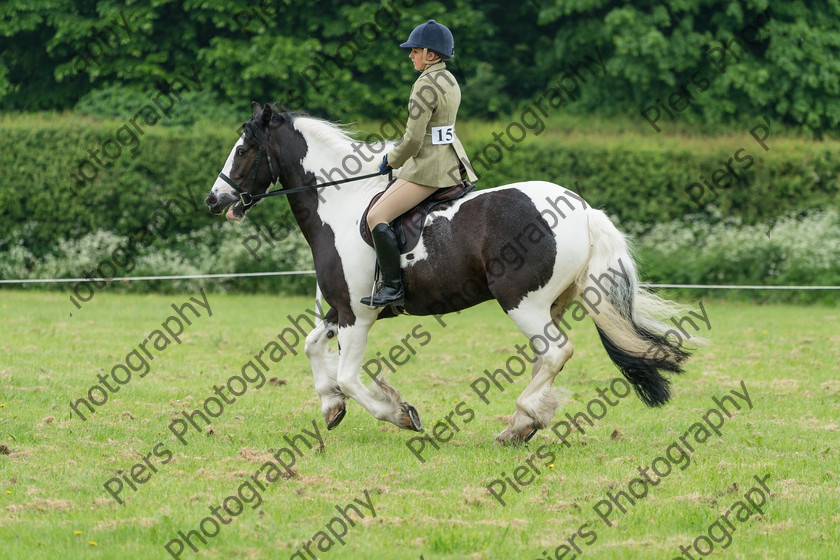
[293,118,394,303]
[209,136,245,199]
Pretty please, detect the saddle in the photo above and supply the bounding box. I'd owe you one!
[360,180,476,253]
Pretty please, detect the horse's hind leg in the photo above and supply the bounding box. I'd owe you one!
[304,318,346,430]
[497,292,576,445]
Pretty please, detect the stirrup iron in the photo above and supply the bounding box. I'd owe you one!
[366,262,381,310]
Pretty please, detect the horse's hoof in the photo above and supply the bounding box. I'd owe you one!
[522,426,539,443]
[495,425,537,446]
[400,402,422,431]
[495,433,515,446]
[325,405,346,430]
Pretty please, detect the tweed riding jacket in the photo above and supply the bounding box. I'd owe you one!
[387,62,477,187]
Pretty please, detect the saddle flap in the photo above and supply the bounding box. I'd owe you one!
[360,180,476,254]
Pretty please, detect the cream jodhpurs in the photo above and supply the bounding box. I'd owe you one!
[366,179,439,229]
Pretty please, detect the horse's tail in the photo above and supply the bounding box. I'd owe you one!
[572,209,696,407]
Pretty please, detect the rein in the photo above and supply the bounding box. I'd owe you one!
[217,126,391,209]
[250,170,389,202]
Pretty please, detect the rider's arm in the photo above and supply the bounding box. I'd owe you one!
[386,78,435,169]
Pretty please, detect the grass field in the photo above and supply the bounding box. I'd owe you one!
[1,290,838,559]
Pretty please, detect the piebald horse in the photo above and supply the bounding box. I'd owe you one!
[205,102,693,445]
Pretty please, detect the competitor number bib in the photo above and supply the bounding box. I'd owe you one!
[431,125,455,145]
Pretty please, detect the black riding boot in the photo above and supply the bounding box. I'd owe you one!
[361,223,405,308]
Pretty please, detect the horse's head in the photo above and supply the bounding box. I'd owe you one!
[205,102,281,221]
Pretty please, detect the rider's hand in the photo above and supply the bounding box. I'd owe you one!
[379,155,392,175]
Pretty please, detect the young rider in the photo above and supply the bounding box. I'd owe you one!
[362,19,477,308]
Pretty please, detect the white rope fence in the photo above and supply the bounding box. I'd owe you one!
[0,271,838,290]
[639,283,840,290]
[0,271,316,284]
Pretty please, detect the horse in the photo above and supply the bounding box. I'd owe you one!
[205,102,695,445]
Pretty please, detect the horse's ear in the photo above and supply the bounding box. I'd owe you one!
[252,101,261,117]
[261,103,273,126]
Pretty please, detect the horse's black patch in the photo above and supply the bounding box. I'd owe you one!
[402,189,557,315]
[243,107,356,328]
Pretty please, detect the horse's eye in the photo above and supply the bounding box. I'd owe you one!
[236,148,247,157]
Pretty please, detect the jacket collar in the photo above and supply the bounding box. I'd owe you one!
[420,61,447,77]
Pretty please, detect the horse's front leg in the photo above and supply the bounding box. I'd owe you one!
[334,321,422,432]
[304,318,345,430]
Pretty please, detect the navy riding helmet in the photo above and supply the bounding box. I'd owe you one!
[399,20,454,59]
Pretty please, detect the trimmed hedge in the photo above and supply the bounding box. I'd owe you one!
[459,132,840,226]
[2,113,839,259]
[2,114,237,257]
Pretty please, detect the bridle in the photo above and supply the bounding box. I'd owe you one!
[216,127,280,210]
[217,123,391,211]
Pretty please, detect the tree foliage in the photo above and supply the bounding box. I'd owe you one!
[0,0,837,134]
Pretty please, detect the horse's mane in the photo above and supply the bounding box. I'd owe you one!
[292,115,360,154]
[242,105,347,141]
[243,104,385,158]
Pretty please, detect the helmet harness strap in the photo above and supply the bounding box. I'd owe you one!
[420,47,442,70]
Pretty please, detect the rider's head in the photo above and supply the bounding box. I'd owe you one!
[400,20,454,71]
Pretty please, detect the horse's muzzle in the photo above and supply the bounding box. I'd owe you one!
[205,191,237,216]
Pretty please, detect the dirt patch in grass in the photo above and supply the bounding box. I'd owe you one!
[5,448,31,461]
[94,517,160,531]
[820,380,840,394]
[772,379,799,390]
[239,447,275,464]
[462,486,491,506]
[6,498,74,513]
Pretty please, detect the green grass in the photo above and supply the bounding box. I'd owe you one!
[1,291,838,559]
